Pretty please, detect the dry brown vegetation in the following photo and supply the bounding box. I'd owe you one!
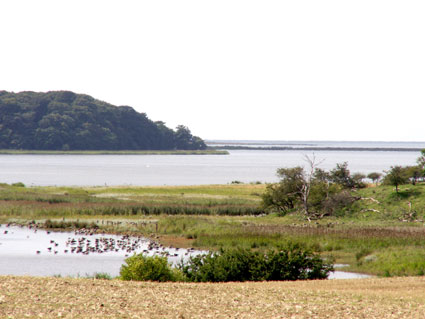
[1,276,425,318]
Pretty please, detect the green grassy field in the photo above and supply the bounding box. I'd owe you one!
[2,182,425,277]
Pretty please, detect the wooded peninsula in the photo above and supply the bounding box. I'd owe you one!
[0,90,206,151]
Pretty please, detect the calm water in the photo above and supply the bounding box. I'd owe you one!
[0,149,420,186]
[0,225,203,277]
[0,226,366,279]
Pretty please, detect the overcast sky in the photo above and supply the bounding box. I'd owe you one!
[1,1,424,141]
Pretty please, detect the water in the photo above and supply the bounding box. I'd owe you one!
[328,264,371,280]
[0,148,421,186]
[0,225,203,277]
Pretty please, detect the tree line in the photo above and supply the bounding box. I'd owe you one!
[0,90,206,150]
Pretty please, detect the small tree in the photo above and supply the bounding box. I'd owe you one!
[383,166,409,193]
[262,167,304,215]
[367,172,382,185]
[405,165,423,185]
[330,162,355,189]
[351,173,366,188]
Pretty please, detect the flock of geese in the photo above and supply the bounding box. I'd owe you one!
[1,222,198,259]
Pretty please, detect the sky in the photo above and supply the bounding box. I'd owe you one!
[1,0,424,141]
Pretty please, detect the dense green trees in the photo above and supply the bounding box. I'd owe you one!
[0,90,206,150]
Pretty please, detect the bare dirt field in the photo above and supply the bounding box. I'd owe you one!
[1,276,425,318]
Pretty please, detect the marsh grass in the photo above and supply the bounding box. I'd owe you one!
[154,214,425,276]
[3,183,425,277]
[0,184,265,219]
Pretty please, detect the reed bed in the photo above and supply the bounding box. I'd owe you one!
[0,184,264,218]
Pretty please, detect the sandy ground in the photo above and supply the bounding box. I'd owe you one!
[1,276,425,318]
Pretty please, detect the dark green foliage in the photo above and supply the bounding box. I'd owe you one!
[321,190,357,216]
[120,254,183,282]
[330,162,355,189]
[262,167,304,215]
[383,166,409,193]
[351,173,366,188]
[0,91,206,150]
[179,247,333,282]
[11,182,25,187]
[180,249,266,282]
[404,165,423,185]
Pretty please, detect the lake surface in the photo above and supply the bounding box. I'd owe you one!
[0,225,367,279]
[0,149,420,186]
[0,225,204,277]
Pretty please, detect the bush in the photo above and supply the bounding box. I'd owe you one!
[179,246,333,282]
[180,248,267,282]
[119,247,333,283]
[265,246,332,280]
[322,190,357,216]
[11,182,25,187]
[120,254,184,282]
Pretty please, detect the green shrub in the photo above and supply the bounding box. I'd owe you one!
[180,248,266,282]
[120,254,183,282]
[11,182,25,187]
[180,246,333,282]
[265,246,332,280]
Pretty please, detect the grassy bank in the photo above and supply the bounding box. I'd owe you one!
[0,149,229,155]
[1,276,425,318]
[2,183,425,277]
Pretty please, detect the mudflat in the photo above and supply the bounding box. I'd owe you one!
[1,276,425,318]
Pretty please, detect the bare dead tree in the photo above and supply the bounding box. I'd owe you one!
[301,154,324,221]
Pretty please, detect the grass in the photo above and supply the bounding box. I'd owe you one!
[3,182,425,277]
[1,276,425,318]
[0,184,265,220]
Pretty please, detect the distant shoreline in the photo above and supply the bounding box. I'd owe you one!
[209,146,423,152]
[0,150,229,155]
